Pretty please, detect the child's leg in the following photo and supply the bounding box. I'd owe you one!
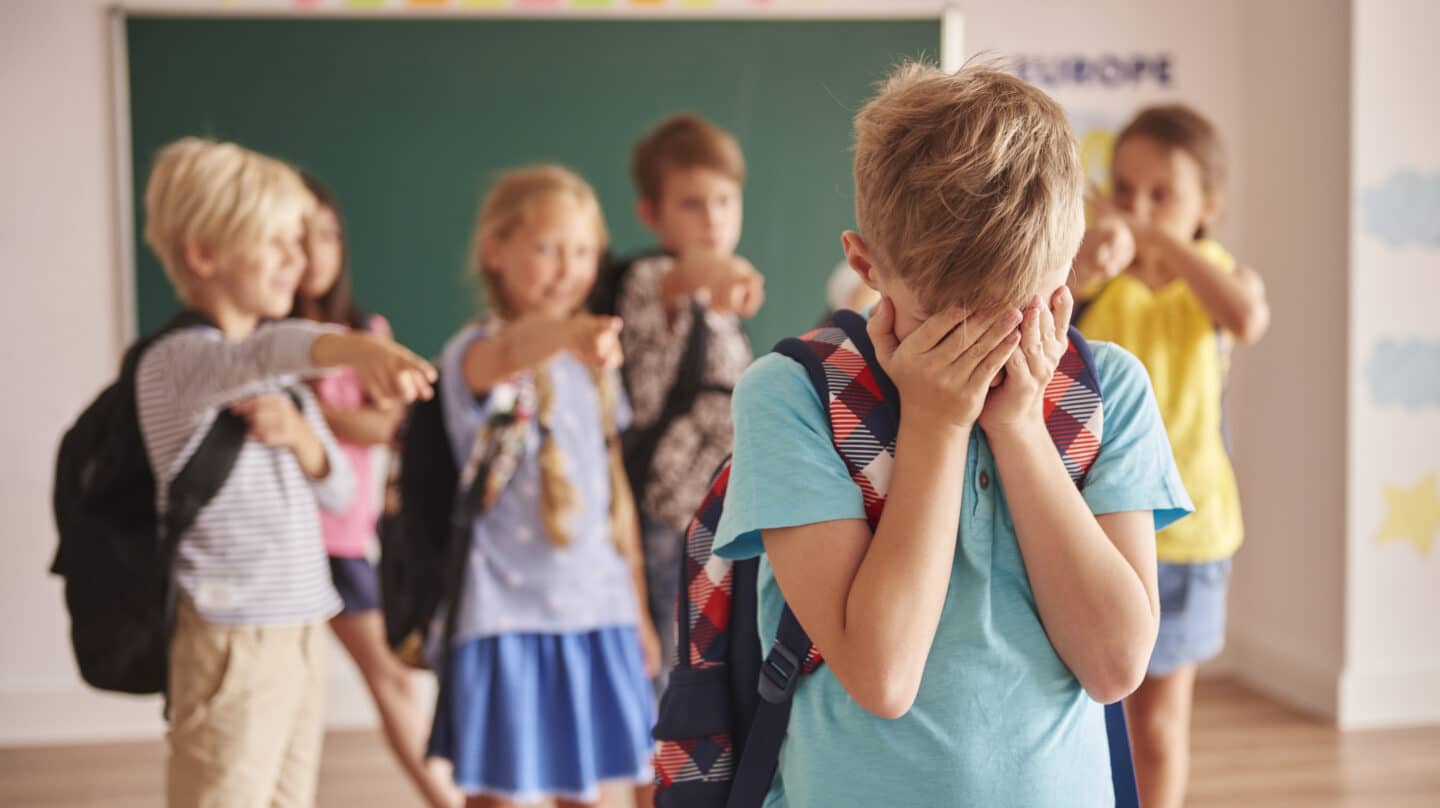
[270,620,328,808]
[331,611,463,808]
[1125,665,1197,808]
[641,514,683,696]
[166,604,298,807]
[636,515,678,808]
[1127,558,1231,808]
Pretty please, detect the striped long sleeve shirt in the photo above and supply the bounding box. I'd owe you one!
[136,320,352,625]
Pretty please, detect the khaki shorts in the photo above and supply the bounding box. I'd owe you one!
[167,603,328,808]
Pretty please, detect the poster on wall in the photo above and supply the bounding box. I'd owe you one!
[1014,52,1174,191]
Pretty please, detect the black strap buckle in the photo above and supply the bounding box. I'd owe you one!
[758,641,802,703]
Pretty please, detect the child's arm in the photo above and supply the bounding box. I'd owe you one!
[310,331,437,405]
[1149,234,1270,344]
[228,390,355,513]
[612,441,663,677]
[659,251,766,318]
[762,301,1023,720]
[153,322,434,418]
[980,287,1158,704]
[230,394,330,478]
[460,313,623,395]
[625,536,663,678]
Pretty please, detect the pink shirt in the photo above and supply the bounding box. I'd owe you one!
[312,315,389,558]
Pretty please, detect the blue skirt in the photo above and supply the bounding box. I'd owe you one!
[428,627,655,802]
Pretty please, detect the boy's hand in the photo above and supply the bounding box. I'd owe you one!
[668,251,766,318]
[567,314,625,370]
[1088,188,1164,263]
[233,394,331,479]
[1075,214,1135,291]
[313,332,437,407]
[231,394,310,449]
[979,285,1075,435]
[867,297,1022,431]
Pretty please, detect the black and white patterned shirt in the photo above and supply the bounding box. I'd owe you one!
[136,321,352,625]
[617,256,752,534]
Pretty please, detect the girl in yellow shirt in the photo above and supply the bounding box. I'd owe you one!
[1073,105,1270,808]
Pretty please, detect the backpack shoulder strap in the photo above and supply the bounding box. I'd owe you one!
[621,298,713,498]
[726,604,811,808]
[732,313,897,806]
[1047,326,1104,484]
[774,310,900,528]
[145,309,249,540]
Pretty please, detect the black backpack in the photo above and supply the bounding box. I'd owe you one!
[590,250,729,503]
[50,311,248,696]
[377,386,467,666]
[379,366,525,670]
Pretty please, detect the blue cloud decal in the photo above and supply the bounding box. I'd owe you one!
[1361,171,1440,249]
[1367,340,1440,408]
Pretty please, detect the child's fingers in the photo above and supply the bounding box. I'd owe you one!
[741,275,765,317]
[401,350,438,383]
[971,329,1022,390]
[585,315,622,336]
[393,372,415,404]
[374,372,400,405]
[410,370,435,401]
[949,309,1021,367]
[909,308,969,354]
[1050,285,1074,342]
[1004,336,1028,378]
[1021,302,1046,376]
[394,372,416,404]
[866,297,899,363]
[721,279,746,314]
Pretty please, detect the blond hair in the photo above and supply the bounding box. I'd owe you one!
[631,113,746,204]
[143,137,311,300]
[852,62,1085,313]
[469,166,636,555]
[471,165,609,318]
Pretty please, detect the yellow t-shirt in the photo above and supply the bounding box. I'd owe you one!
[1076,239,1243,563]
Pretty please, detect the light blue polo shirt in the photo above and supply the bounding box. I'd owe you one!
[713,338,1191,807]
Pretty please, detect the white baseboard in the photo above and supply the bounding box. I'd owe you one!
[0,687,168,747]
[1224,631,1341,721]
[0,641,438,748]
[1338,664,1440,730]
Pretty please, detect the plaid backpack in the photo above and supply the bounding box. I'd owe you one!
[653,309,1141,808]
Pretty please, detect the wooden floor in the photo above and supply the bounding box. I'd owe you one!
[2,678,1436,807]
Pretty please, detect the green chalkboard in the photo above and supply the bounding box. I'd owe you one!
[128,17,939,355]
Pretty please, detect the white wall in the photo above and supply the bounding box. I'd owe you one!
[1342,0,1440,730]
[1221,0,1353,719]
